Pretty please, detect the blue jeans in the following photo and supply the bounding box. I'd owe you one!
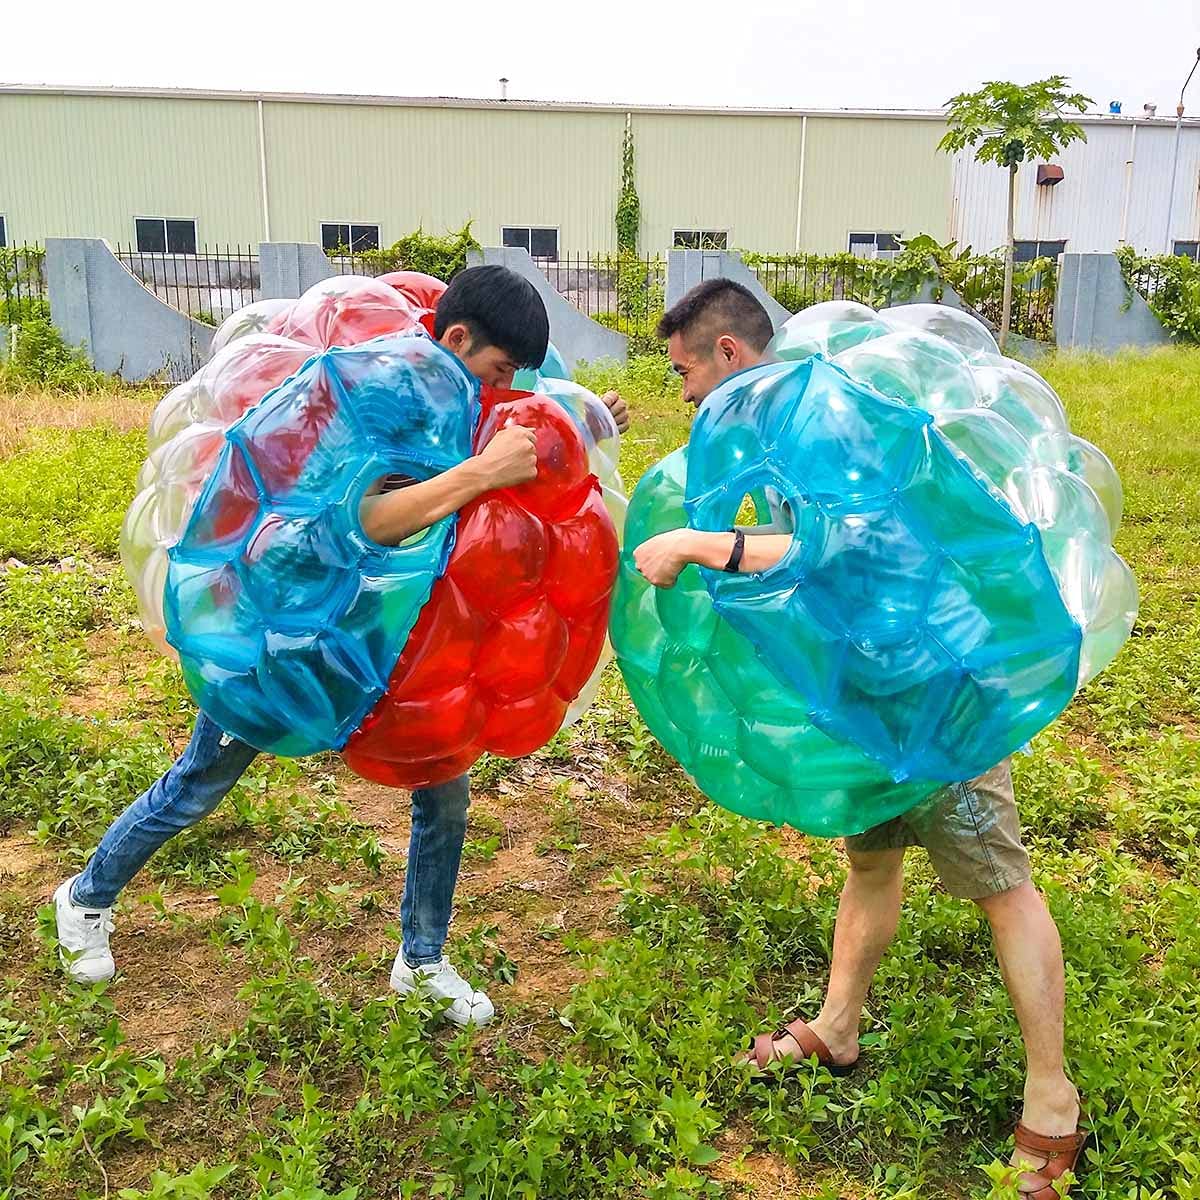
[71,711,470,966]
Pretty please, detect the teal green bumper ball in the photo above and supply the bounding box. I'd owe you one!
[611,301,1137,837]
[609,446,936,837]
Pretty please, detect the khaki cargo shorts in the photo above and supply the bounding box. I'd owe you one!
[844,759,1030,899]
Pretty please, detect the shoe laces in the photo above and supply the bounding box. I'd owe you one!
[431,958,477,998]
[80,910,115,945]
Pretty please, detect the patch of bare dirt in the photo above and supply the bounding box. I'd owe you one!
[0,831,57,879]
[1,739,681,1068]
[709,1127,868,1197]
[331,763,670,1022]
[109,906,251,1057]
[60,626,163,721]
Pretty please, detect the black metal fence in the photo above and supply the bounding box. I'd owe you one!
[1119,254,1200,343]
[952,258,1057,343]
[538,254,667,349]
[749,256,894,313]
[113,244,260,327]
[327,250,669,349]
[1122,258,1180,307]
[326,252,383,279]
[0,243,48,323]
[749,253,1056,344]
[110,245,1055,350]
[6,241,1063,366]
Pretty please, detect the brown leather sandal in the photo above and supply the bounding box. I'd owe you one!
[739,1017,858,1076]
[1013,1110,1089,1199]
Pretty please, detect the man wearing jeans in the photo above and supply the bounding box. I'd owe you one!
[61,718,488,1019]
[56,266,631,1030]
[631,279,1087,1199]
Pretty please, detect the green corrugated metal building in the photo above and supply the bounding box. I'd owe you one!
[0,85,953,255]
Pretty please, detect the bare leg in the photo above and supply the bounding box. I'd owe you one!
[761,847,907,1066]
[976,881,1080,1170]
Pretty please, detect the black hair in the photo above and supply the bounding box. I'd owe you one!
[434,265,550,368]
[656,278,774,353]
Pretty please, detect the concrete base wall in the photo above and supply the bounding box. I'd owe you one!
[259,242,334,300]
[469,246,627,371]
[1056,253,1173,353]
[46,238,213,381]
[665,250,791,330]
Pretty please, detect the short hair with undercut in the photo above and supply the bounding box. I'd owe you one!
[656,278,774,354]
[434,265,550,368]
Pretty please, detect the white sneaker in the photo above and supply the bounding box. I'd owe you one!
[389,950,495,1027]
[53,876,115,982]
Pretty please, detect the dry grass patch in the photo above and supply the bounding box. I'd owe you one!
[0,382,156,457]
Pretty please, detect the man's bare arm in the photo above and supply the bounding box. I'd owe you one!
[359,425,538,546]
[633,529,792,589]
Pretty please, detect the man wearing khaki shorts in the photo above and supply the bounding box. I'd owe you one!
[738,765,1085,1198]
[634,280,1087,1199]
[846,760,1031,896]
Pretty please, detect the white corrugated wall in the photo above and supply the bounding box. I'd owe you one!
[951,118,1200,255]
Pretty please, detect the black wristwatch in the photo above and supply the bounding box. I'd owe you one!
[723,528,746,573]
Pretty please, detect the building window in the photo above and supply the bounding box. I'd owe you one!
[848,232,902,258]
[1173,241,1200,261]
[320,223,380,253]
[673,230,729,249]
[502,226,559,260]
[1013,240,1067,262]
[0,215,6,248]
[135,217,198,254]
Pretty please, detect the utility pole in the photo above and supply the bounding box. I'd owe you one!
[1163,48,1200,254]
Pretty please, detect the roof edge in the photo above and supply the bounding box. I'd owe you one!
[4,83,1200,126]
[0,82,947,119]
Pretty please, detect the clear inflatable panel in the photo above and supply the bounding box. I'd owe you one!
[614,301,1136,828]
[211,298,295,355]
[163,334,480,757]
[768,300,890,361]
[609,447,937,835]
[877,303,1001,361]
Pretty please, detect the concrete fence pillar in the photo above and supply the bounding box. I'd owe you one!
[468,247,627,371]
[258,242,334,299]
[665,250,791,330]
[1056,253,1172,353]
[45,238,213,381]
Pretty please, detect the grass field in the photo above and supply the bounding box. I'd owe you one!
[1,348,1198,1200]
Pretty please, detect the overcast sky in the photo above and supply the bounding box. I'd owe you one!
[5,0,1199,114]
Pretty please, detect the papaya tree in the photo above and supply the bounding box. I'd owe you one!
[939,77,1091,350]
